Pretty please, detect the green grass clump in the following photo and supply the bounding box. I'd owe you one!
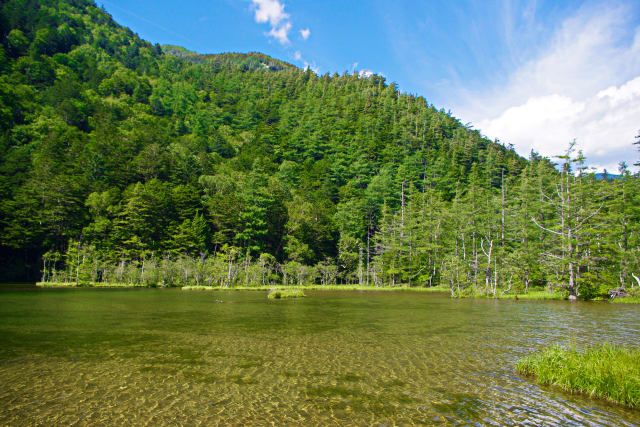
[517,343,640,408]
[267,289,305,299]
[510,290,567,300]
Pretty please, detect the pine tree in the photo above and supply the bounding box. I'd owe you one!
[531,143,608,298]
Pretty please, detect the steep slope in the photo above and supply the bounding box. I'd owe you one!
[0,0,525,281]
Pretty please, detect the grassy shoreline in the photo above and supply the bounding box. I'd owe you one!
[454,290,566,300]
[455,288,640,303]
[36,281,146,288]
[36,282,450,292]
[612,297,640,304]
[32,282,640,302]
[517,344,640,408]
[181,284,450,292]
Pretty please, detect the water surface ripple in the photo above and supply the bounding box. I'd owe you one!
[0,286,638,425]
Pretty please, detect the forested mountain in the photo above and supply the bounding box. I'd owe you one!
[1,0,639,298]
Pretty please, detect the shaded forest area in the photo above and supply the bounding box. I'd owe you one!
[1,0,639,298]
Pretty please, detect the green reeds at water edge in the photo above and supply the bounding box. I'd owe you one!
[517,343,640,408]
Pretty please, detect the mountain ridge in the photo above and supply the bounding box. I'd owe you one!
[161,45,298,72]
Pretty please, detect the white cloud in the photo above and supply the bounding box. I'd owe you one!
[252,0,288,26]
[359,69,374,78]
[458,4,640,171]
[267,21,291,44]
[251,0,291,44]
[250,1,312,47]
[294,50,302,61]
[478,78,640,170]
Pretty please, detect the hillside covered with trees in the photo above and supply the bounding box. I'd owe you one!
[1,0,639,298]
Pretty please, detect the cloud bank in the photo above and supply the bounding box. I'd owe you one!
[460,4,640,171]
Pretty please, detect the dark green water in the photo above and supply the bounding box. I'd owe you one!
[0,285,638,425]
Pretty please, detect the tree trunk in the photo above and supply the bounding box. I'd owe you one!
[501,273,514,295]
[400,180,405,238]
[501,168,505,247]
[75,242,81,285]
[481,239,492,294]
[358,244,363,286]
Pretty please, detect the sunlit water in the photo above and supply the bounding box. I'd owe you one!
[0,285,638,425]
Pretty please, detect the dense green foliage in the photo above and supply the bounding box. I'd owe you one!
[1,0,639,299]
[517,344,640,407]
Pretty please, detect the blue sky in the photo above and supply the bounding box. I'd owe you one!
[101,0,640,172]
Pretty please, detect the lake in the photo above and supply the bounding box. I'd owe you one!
[0,285,638,425]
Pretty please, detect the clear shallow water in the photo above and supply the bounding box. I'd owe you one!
[0,285,638,425]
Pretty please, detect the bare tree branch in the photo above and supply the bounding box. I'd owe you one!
[531,216,564,236]
[576,202,605,230]
[541,252,563,260]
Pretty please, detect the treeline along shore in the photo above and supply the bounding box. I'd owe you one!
[1,1,639,301]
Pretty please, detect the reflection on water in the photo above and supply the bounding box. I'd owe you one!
[0,286,638,425]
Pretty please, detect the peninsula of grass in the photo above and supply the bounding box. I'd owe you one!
[267,289,305,299]
[36,281,145,288]
[517,343,640,408]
